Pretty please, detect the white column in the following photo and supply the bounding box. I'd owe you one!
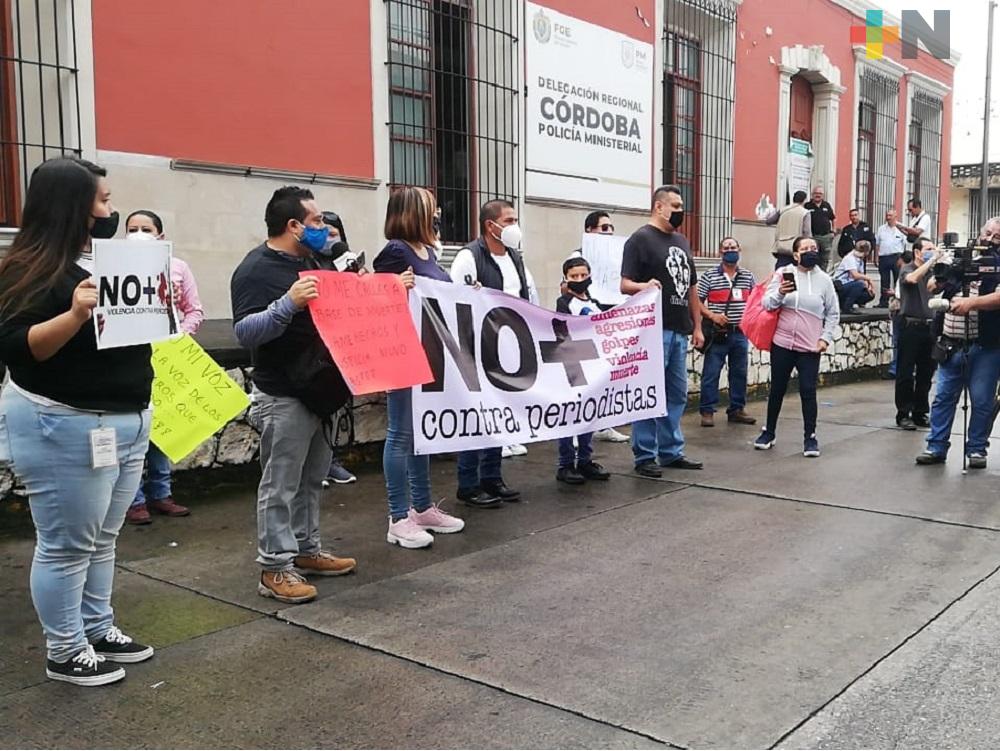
[776,64,797,206]
[812,82,847,210]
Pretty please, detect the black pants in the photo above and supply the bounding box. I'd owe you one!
[766,343,821,437]
[894,319,936,421]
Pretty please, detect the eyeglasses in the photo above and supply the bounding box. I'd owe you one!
[598,223,615,233]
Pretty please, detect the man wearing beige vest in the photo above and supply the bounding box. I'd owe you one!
[765,190,812,269]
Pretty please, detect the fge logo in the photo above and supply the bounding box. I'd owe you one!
[850,9,950,60]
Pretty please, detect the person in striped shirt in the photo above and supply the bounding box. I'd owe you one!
[696,237,757,427]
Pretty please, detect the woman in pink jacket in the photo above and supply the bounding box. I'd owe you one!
[123,210,205,524]
[754,235,840,458]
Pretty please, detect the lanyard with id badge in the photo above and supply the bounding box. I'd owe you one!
[90,416,117,469]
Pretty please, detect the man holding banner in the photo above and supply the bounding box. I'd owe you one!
[448,199,535,506]
[620,185,705,477]
[230,186,357,605]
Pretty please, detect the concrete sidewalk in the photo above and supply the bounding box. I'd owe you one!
[4,379,1000,749]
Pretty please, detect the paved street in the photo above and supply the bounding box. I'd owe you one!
[4,379,1000,749]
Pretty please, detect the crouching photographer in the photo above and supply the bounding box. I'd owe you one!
[915,218,1000,469]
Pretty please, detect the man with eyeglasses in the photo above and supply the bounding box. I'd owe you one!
[567,210,630,443]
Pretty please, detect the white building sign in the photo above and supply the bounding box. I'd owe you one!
[525,3,654,209]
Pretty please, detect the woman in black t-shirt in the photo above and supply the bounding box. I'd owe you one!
[0,157,155,687]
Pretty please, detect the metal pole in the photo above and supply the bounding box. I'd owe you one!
[981,0,996,228]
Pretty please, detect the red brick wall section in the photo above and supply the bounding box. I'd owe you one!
[92,0,375,178]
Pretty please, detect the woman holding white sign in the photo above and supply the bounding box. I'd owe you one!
[0,156,155,686]
[123,209,204,525]
[373,187,468,549]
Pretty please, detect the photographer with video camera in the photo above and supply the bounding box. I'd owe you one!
[915,218,1000,469]
[894,238,941,430]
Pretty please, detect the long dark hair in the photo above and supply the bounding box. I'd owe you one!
[126,209,163,234]
[0,156,105,317]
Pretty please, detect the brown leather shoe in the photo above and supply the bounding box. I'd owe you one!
[125,503,152,525]
[258,570,317,603]
[294,551,357,577]
[727,410,757,425]
[148,497,190,517]
[700,412,714,427]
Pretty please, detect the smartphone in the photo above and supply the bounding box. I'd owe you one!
[782,269,797,292]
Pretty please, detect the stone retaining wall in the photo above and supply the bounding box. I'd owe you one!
[0,319,891,499]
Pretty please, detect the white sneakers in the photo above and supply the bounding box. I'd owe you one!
[387,504,465,549]
[502,444,528,458]
[594,427,630,442]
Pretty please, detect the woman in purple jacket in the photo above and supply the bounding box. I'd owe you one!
[373,187,465,549]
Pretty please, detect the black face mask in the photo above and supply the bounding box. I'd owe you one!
[668,210,684,229]
[433,215,442,237]
[90,211,120,239]
[567,278,592,295]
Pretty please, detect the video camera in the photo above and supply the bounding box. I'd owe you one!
[931,231,1000,287]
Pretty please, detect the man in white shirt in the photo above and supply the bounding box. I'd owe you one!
[900,198,932,248]
[448,199,536,503]
[875,209,907,307]
[833,240,875,312]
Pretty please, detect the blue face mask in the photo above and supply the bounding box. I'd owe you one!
[799,252,820,269]
[922,251,934,263]
[298,224,330,253]
[722,250,740,265]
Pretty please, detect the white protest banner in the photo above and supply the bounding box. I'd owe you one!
[525,2,654,208]
[580,233,627,306]
[93,239,178,350]
[409,278,665,455]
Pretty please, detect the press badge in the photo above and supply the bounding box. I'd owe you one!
[732,288,744,301]
[89,427,117,469]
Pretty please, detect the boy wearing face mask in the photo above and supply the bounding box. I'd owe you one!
[448,199,537,506]
[553,257,612,484]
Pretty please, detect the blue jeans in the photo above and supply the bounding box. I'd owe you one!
[927,345,1000,457]
[839,280,873,310]
[698,329,749,414]
[632,329,689,466]
[0,387,150,662]
[132,443,171,506]
[558,433,593,469]
[457,447,503,493]
[384,388,432,520]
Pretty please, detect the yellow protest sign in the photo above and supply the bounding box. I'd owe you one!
[150,335,250,463]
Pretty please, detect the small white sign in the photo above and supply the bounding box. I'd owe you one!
[92,239,178,350]
[580,233,628,306]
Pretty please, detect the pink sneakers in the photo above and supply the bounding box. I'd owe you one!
[409,504,465,534]
[387,517,434,549]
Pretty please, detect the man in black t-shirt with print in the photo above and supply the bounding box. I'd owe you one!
[230,186,357,605]
[620,185,704,477]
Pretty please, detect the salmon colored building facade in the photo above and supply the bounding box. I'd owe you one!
[0,0,955,315]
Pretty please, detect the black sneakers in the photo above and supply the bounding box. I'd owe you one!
[91,625,155,663]
[481,480,521,502]
[46,645,125,687]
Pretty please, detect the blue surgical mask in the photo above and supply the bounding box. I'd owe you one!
[298,224,330,253]
[922,251,934,263]
[799,252,820,269]
[722,250,740,265]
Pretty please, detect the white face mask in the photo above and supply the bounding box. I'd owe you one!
[498,223,522,250]
[126,230,158,242]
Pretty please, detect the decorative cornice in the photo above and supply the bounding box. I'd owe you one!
[906,70,951,99]
[853,46,907,79]
[780,44,843,87]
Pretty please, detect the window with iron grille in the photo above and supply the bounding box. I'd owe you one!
[386,0,519,246]
[969,188,1000,240]
[907,90,942,239]
[854,68,898,227]
[662,0,736,257]
[0,1,82,227]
